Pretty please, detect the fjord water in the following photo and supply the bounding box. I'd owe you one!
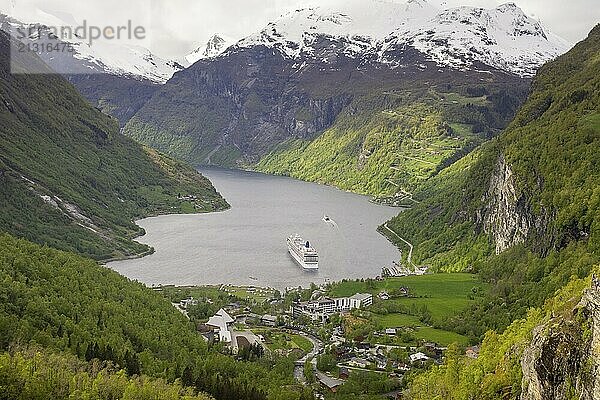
[108,168,401,290]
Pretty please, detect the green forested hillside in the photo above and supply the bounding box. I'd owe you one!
[257,85,525,197]
[0,32,228,260]
[407,271,596,400]
[0,348,212,400]
[383,25,600,332]
[0,233,312,400]
[377,25,600,399]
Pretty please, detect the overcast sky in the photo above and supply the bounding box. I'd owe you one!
[2,0,598,58]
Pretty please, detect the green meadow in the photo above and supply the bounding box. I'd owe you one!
[330,273,486,346]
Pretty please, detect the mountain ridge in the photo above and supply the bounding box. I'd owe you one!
[124,0,562,186]
[0,30,228,260]
[229,0,569,76]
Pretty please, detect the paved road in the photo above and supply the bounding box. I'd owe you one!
[292,331,322,383]
[384,223,415,267]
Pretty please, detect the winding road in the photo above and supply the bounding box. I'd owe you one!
[384,223,416,268]
[291,331,322,383]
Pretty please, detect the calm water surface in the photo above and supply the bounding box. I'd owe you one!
[108,168,401,290]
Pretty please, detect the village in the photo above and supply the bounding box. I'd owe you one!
[158,274,484,398]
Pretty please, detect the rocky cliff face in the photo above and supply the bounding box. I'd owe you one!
[165,45,356,161]
[66,74,159,127]
[521,277,600,400]
[477,154,550,254]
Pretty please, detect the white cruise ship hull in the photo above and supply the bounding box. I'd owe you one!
[288,247,319,270]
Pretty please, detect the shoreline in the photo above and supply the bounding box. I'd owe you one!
[100,203,232,265]
[106,167,403,289]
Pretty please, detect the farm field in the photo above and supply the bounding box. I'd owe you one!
[330,273,486,346]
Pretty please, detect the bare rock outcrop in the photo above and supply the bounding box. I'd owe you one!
[477,154,549,254]
[520,276,600,400]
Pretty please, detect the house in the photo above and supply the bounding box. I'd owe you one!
[206,308,234,343]
[385,328,397,336]
[261,314,278,327]
[316,371,344,393]
[409,352,430,363]
[196,323,217,342]
[424,342,438,352]
[375,357,388,370]
[349,357,371,369]
[339,367,350,379]
[179,297,198,309]
[378,291,390,300]
[356,342,371,350]
[330,334,345,346]
[466,345,480,359]
[232,330,263,353]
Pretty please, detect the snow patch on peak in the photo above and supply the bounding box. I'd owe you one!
[231,0,570,76]
[185,33,237,65]
[381,3,571,76]
[236,0,439,58]
[0,12,182,83]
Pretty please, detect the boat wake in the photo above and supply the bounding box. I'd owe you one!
[322,215,338,228]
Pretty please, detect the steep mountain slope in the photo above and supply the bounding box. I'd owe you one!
[256,81,526,197]
[381,23,600,400]
[409,272,599,400]
[124,0,569,195]
[65,73,159,126]
[0,30,228,260]
[384,21,599,348]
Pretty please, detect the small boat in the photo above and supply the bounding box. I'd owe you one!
[249,276,258,281]
[323,215,331,222]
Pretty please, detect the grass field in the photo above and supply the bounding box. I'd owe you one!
[222,285,278,303]
[372,314,470,346]
[330,273,484,298]
[375,313,421,327]
[253,329,313,354]
[331,274,485,346]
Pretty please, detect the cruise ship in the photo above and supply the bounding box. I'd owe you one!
[287,234,319,270]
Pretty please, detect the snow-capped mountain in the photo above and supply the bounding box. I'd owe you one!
[231,0,570,76]
[185,34,237,65]
[234,0,435,59]
[0,12,182,83]
[379,2,572,76]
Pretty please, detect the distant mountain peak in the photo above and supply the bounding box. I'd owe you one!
[0,12,181,83]
[184,33,236,65]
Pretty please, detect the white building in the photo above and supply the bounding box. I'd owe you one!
[206,308,234,343]
[348,293,373,308]
[293,293,373,321]
[409,352,430,363]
